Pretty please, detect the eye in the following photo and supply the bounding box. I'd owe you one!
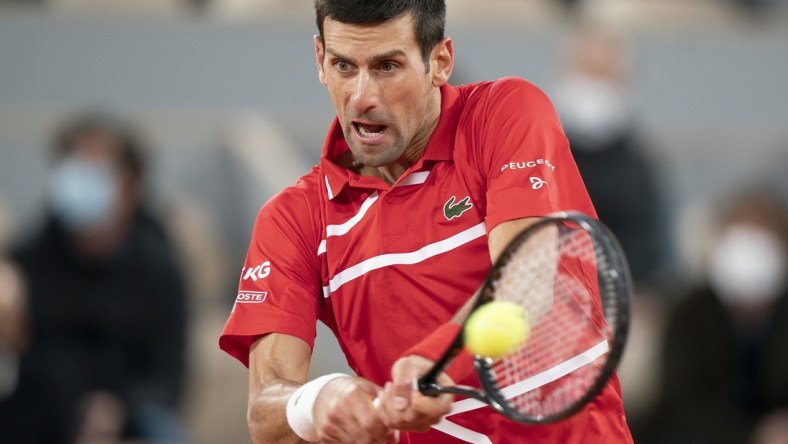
[380,61,398,72]
[334,60,351,73]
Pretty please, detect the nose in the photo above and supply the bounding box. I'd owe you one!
[349,71,379,115]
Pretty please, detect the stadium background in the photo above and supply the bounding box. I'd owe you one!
[1,0,787,443]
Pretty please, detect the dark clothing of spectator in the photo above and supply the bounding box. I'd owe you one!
[0,209,187,443]
[647,286,788,444]
[568,131,666,285]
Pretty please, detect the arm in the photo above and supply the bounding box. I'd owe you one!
[248,333,311,444]
[451,216,542,322]
[248,333,392,444]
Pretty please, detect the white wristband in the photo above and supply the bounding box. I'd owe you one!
[286,373,348,442]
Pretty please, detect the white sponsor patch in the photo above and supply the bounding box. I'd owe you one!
[500,159,556,173]
[242,261,271,281]
[236,291,268,303]
[530,176,547,189]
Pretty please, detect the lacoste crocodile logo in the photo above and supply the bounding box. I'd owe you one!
[444,196,473,220]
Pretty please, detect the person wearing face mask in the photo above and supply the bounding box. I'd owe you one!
[552,26,667,288]
[2,113,189,444]
[645,187,788,444]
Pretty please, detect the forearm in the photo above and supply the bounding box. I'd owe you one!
[248,378,303,444]
[248,334,312,444]
[448,217,542,325]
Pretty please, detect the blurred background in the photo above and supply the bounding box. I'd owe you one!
[0,0,787,443]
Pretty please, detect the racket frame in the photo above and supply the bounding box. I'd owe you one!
[416,212,631,424]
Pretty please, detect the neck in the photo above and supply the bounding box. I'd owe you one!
[365,91,442,185]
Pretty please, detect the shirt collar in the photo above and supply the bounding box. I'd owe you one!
[320,83,463,200]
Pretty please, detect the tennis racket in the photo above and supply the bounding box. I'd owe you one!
[418,211,631,424]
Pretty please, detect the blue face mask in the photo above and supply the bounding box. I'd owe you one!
[48,157,118,231]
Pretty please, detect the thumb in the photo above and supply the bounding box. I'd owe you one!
[389,376,413,411]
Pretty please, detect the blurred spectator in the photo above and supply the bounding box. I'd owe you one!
[552,25,668,289]
[0,113,189,444]
[0,259,68,443]
[646,187,788,444]
[550,25,672,435]
[0,260,26,402]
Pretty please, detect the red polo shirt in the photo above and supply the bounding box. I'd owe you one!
[219,77,631,443]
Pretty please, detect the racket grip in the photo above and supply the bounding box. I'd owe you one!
[417,379,443,397]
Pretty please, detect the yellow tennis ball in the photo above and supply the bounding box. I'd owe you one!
[464,301,530,359]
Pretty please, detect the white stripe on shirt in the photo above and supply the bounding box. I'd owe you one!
[431,339,609,442]
[446,339,610,417]
[397,170,430,186]
[324,175,334,200]
[317,192,379,256]
[325,222,487,297]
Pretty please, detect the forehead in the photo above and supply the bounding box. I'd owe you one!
[322,15,420,58]
[62,130,122,162]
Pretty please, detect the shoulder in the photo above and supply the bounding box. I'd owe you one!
[258,167,322,222]
[460,77,555,113]
[252,167,323,247]
[455,77,561,142]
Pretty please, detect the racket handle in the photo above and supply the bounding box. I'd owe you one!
[417,379,443,397]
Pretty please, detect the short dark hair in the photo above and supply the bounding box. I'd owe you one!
[314,0,446,65]
[53,111,146,182]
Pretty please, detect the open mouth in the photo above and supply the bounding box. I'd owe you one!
[353,121,387,140]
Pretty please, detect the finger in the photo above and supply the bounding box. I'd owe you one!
[353,397,390,442]
[409,390,453,418]
[377,384,436,433]
[377,382,408,424]
[319,406,364,443]
[387,429,401,443]
[315,378,389,444]
[373,387,396,429]
[389,381,412,411]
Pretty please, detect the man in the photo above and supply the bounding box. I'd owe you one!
[648,188,788,444]
[552,26,666,288]
[7,113,188,443]
[219,1,632,443]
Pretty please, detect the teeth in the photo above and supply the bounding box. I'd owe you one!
[358,124,383,137]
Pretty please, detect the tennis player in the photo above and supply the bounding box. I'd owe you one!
[219,1,633,442]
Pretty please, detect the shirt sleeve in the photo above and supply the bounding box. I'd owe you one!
[219,187,322,367]
[472,77,596,231]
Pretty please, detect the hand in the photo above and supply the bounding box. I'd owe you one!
[313,376,394,444]
[75,391,126,444]
[377,355,454,432]
[750,409,788,444]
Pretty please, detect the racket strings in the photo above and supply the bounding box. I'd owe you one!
[489,223,613,418]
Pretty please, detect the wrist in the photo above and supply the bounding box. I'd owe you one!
[403,323,461,362]
[286,373,348,442]
[402,323,474,384]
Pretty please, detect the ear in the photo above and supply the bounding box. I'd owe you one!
[430,37,454,87]
[314,35,327,86]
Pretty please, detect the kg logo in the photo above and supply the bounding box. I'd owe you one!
[444,196,473,220]
[242,261,271,281]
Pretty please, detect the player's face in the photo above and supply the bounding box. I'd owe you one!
[315,15,452,168]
